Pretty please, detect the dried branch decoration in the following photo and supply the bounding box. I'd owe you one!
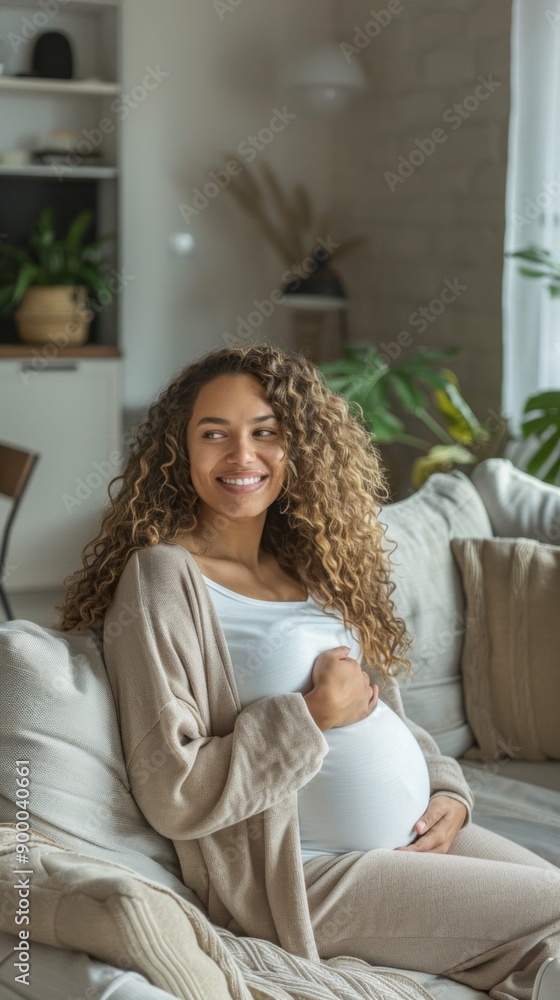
[222,156,366,270]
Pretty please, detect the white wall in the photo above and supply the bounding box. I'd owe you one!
[120,0,334,421]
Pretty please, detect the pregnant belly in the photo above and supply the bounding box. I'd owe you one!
[297,699,431,855]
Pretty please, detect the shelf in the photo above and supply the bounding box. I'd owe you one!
[0,77,119,96]
[0,345,121,358]
[0,164,118,179]
[0,0,119,7]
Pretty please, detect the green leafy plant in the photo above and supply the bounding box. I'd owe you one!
[0,207,114,314]
[521,391,560,484]
[506,244,560,297]
[318,342,491,488]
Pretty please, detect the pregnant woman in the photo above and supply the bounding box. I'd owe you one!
[58,344,560,1000]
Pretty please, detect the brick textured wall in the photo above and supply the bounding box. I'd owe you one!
[332,0,512,435]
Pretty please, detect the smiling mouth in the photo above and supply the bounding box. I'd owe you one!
[216,475,269,493]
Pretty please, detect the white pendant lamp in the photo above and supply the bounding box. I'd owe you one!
[280,44,367,118]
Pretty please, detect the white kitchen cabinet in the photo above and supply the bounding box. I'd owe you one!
[0,358,122,591]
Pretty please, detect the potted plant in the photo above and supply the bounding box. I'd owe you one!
[0,207,113,346]
[317,341,503,492]
[507,245,560,484]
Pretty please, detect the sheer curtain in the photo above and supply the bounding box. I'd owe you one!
[502,0,560,437]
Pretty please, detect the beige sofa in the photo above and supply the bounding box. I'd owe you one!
[0,458,558,1000]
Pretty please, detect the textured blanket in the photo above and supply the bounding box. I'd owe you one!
[0,824,436,1000]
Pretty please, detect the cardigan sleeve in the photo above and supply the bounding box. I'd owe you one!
[126,693,329,841]
[102,548,330,843]
[370,668,474,828]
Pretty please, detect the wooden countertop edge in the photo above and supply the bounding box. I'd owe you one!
[0,345,122,358]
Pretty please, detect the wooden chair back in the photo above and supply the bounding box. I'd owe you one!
[0,443,40,501]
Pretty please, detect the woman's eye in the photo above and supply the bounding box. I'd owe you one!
[202,429,276,439]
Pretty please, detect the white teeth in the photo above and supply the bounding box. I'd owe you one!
[220,476,265,486]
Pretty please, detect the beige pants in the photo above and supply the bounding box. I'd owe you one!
[303,823,560,1000]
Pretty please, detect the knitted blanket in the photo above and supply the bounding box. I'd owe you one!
[0,825,436,1000]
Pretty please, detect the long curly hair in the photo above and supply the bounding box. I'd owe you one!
[56,343,412,685]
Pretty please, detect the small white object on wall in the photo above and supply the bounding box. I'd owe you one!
[169,232,195,256]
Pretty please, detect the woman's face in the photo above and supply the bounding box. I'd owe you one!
[186,373,288,521]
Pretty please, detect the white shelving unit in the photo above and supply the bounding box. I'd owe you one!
[0,0,120,163]
[0,0,118,8]
[0,0,123,597]
[0,76,119,96]
[0,0,121,344]
[0,163,118,178]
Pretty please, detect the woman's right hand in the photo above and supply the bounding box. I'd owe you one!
[303,646,379,731]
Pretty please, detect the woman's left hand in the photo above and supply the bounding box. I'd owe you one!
[394,795,468,854]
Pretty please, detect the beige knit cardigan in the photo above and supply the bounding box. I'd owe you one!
[102,542,474,963]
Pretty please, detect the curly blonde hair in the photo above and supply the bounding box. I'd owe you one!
[56,343,412,685]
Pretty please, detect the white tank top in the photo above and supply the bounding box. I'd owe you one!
[201,575,431,864]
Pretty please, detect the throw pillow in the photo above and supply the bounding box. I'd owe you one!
[451,536,560,761]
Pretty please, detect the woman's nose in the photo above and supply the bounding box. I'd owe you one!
[226,434,257,463]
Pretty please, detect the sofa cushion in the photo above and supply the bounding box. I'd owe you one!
[380,471,493,758]
[460,759,560,794]
[451,537,560,761]
[457,762,560,869]
[471,457,560,543]
[0,620,204,912]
